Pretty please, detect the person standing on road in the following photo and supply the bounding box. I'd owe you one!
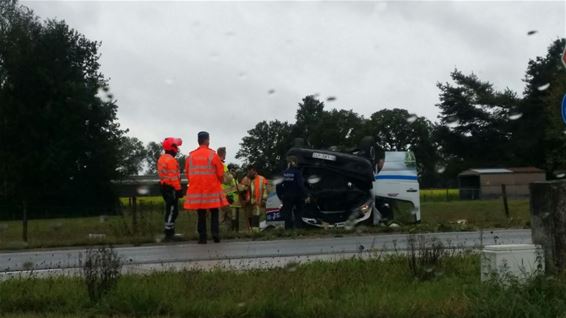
[276,156,307,229]
[157,137,183,241]
[240,165,268,232]
[184,132,228,244]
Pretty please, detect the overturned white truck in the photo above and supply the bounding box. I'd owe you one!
[263,142,420,229]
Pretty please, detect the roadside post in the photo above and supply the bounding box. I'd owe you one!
[501,184,509,218]
[131,196,138,234]
[22,200,28,242]
[530,180,566,273]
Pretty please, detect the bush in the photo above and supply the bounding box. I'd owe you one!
[406,234,448,280]
[81,246,122,302]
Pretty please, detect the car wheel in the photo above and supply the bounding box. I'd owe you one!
[359,136,376,165]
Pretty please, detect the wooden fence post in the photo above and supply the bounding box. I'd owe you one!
[530,181,566,273]
[132,196,138,234]
[22,200,28,242]
[501,184,509,218]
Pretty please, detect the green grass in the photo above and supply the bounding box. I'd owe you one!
[422,199,530,228]
[0,198,530,250]
[2,254,566,317]
[421,188,460,202]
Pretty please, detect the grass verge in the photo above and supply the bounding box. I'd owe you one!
[0,199,530,250]
[2,254,566,318]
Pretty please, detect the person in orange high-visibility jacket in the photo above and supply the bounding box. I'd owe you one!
[240,165,269,232]
[184,131,228,244]
[157,137,183,241]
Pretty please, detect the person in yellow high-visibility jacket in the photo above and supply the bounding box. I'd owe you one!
[217,147,242,231]
[225,163,243,231]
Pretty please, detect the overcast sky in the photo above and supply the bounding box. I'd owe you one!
[25,0,565,164]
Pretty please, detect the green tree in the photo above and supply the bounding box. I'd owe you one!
[145,141,162,174]
[116,136,147,176]
[516,38,566,175]
[291,95,325,146]
[310,109,365,150]
[0,1,125,214]
[236,120,293,177]
[362,109,439,186]
[434,70,519,177]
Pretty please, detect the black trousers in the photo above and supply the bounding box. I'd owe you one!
[280,195,305,229]
[197,209,220,239]
[161,185,179,236]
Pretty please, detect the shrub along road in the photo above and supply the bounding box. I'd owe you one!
[0,229,531,276]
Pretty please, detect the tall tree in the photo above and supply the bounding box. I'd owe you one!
[291,95,325,146]
[310,109,365,150]
[516,38,566,174]
[0,1,126,214]
[434,70,519,177]
[236,120,293,177]
[145,141,162,174]
[116,136,147,176]
[363,108,439,186]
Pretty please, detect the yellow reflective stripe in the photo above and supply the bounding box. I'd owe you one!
[160,176,179,180]
[187,192,224,198]
[189,170,216,175]
[187,198,224,204]
[159,169,178,173]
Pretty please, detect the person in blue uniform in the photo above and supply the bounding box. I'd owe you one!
[276,156,307,229]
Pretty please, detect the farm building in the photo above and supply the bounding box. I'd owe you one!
[458,167,546,200]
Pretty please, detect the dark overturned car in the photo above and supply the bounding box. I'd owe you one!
[262,138,421,229]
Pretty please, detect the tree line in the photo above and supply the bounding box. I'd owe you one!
[237,38,566,187]
[1,0,564,217]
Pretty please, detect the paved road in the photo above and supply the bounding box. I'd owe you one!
[0,229,531,275]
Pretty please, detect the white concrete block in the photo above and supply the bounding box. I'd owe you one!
[481,244,544,282]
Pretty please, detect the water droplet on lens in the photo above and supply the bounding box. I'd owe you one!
[137,186,150,195]
[537,83,550,91]
[406,115,417,123]
[307,175,321,184]
[445,116,459,128]
[509,112,523,120]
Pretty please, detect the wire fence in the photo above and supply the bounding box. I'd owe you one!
[421,185,531,202]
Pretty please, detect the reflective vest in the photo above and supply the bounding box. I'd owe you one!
[246,175,268,206]
[157,154,181,190]
[183,146,228,210]
[221,164,241,208]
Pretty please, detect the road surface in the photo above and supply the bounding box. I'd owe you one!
[0,229,531,277]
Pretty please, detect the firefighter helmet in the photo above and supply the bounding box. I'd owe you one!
[162,137,182,153]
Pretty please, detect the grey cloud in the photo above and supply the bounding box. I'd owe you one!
[24,1,566,163]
